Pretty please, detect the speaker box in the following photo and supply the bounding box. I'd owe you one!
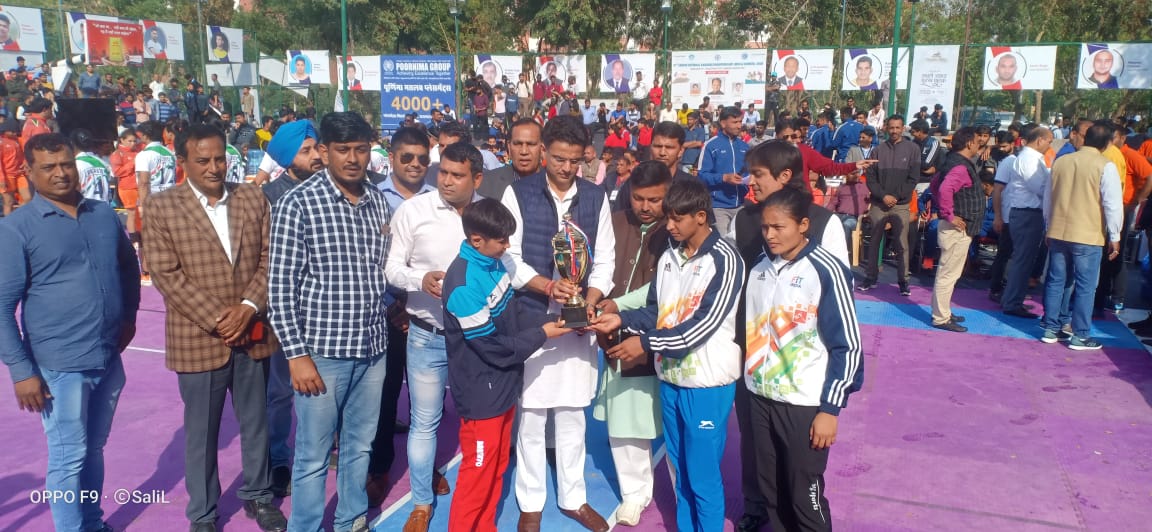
[55,98,118,143]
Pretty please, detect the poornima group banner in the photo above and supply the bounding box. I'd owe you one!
[599,53,655,95]
[538,55,587,93]
[982,46,1056,91]
[338,56,382,91]
[906,45,961,122]
[206,26,243,63]
[769,48,835,91]
[841,47,909,91]
[1076,43,1152,90]
[379,55,455,131]
[473,55,522,88]
[0,5,45,52]
[670,49,768,109]
[286,50,330,86]
[85,19,143,66]
[141,20,184,61]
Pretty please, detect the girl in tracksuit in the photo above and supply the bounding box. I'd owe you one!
[744,186,864,532]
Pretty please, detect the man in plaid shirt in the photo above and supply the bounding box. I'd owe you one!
[268,112,392,532]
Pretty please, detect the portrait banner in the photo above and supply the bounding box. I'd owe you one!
[905,45,960,123]
[0,5,45,53]
[379,55,455,132]
[599,53,655,95]
[141,20,184,61]
[473,54,522,88]
[537,55,587,94]
[286,50,330,86]
[206,26,243,63]
[338,55,382,91]
[982,46,1056,91]
[1076,43,1152,90]
[768,48,835,92]
[85,19,143,66]
[841,48,909,92]
[0,51,42,71]
[670,49,768,109]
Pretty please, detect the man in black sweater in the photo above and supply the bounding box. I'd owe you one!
[858,114,921,295]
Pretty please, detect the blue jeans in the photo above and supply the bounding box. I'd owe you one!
[661,382,736,532]
[40,353,126,532]
[288,355,386,532]
[266,349,294,468]
[1042,239,1103,338]
[406,325,448,505]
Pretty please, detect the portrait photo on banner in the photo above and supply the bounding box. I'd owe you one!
[0,5,47,53]
[473,55,522,88]
[771,51,808,91]
[982,46,1056,91]
[140,20,184,61]
[1076,43,1152,90]
[843,49,884,91]
[599,53,654,94]
[339,56,381,91]
[286,50,330,86]
[538,55,586,93]
[206,26,243,63]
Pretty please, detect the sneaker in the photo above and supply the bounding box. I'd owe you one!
[932,321,967,333]
[856,280,876,292]
[1067,336,1103,351]
[615,501,645,527]
[899,282,911,296]
[140,273,152,286]
[1041,329,1061,344]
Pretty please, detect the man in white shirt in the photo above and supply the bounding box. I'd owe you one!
[742,104,760,130]
[631,71,649,113]
[659,102,679,123]
[500,115,615,532]
[384,142,483,531]
[1000,125,1053,318]
[149,74,166,100]
[516,72,533,119]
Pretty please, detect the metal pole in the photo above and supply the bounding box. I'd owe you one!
[955,0,975,130]
[340,0,348,109]
[837,0,847,107]
[453,13,461,112]
[886,0,903,116]
[902,2,917,113]
[56,0,66,61]
[196,0,205,83]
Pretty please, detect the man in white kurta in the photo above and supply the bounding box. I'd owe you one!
[500,116,616,531]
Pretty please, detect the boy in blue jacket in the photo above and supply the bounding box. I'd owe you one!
[442,198,572,532]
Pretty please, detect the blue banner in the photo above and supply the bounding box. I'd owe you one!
[379,55,455,133]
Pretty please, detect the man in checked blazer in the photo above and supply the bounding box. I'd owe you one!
[143,123,287,532]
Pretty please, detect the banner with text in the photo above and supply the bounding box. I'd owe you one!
[842,47,909,91]
[67,12,117,57]
[670,49,767,108]
[286,50,330,86]
[85,19,143,66]
[473,55,521,88]
[0,5,45,52]
[379,55,455,131]
[141,20,184,61]
[599,53,655,95]
[338,56,382,91]
[767,48,834,91]
[906,45,960,122]
[982,46,1056,90]
[1076,43,1152,90]
[538,55,587,93]
[206,26,243,63]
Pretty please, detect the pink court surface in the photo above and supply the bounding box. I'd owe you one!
[2,284,1152,531]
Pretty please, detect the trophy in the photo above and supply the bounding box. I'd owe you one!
[552,214,592,328]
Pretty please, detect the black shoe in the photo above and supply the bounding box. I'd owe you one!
[899,282,911,296]
[1004,307,1039,319]
[270,465,291,498]
[932,321,968,333]
[1133,325,1152,337]
[737,513,767,532]
[950,315,965,323]
[393,420,410,434]
[1129,317,1152,330]
[856,280,876,292]
[244,500,287,532]
[189,522,217,532]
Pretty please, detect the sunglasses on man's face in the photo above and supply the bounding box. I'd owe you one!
[399,153,431,166]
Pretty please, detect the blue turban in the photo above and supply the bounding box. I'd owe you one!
[266,120,317,169]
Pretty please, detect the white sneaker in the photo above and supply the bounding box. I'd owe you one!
[615,501,645,526]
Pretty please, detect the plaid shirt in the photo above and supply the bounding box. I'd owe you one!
[269,170,393,360]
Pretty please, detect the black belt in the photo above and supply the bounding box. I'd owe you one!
[409,316,445,336]
[1012,207,1042,212]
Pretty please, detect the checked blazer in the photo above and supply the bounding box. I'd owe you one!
[143,181,278,373]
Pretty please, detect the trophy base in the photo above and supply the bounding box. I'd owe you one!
[561,305,590,329]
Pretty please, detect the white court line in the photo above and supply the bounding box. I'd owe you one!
[371,453,464,530]
[125,346,165,354]
[607,442,667,531]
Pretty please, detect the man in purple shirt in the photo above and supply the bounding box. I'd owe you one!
[929,127,983,332]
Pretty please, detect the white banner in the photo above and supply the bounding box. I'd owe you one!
[141,20,184,61]
[206,26,243,63]
[767,48,835,91]
[670,49,767,109]
[338,55,381,91]
[473,54,521,88]
[67,12,117,56]
[1077,43,1152,90]
[286,50,330,86]
[906,45,960,122]
[0,5,45,53]
[982,46,1056,91]
[537,54,586,94]
[841,47,909,91]
[0,51,42,71]
[599,53,655,95]
[206,62,257,87]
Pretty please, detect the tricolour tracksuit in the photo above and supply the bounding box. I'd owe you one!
[441,242,550,532]
[744,240,864,532]
[619,230,744,532]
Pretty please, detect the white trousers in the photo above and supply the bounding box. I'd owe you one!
[610,437,653,506]
[515,406,587,512]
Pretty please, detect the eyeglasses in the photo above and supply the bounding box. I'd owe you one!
[782,133,803,140]
[399,153,431,166]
